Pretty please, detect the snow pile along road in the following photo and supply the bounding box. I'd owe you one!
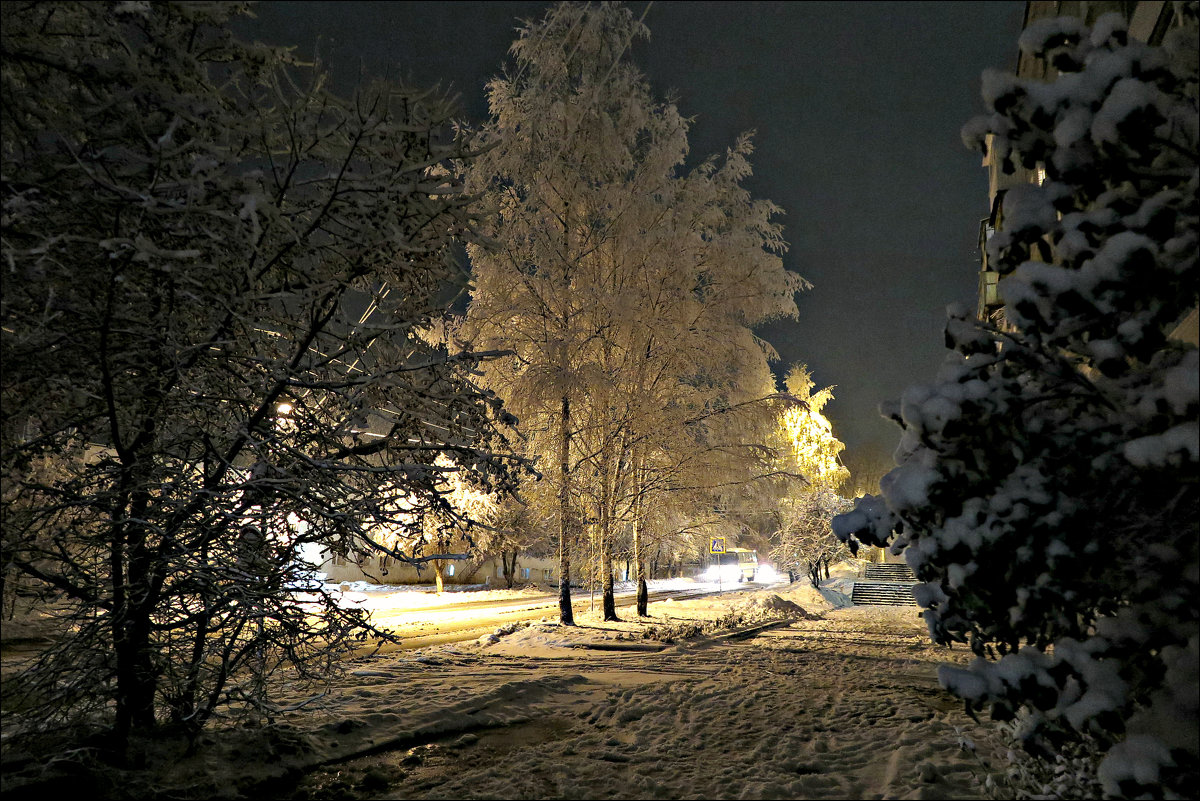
[729,591,821,623]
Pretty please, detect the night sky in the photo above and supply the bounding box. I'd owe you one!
[234,1,1026,472]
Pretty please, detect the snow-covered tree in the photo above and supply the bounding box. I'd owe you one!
[464,2,804,622]
[770,489,851,587]
[769,365,851,584]
[1,2,519,750]
[463,1,676,624]
[776,364,850,493]
[834,9,1197,797]
[616,138,805,614]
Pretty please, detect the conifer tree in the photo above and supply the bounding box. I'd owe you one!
[834,10,1197,796]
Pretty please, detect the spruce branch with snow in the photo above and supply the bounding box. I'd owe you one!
[834,8,1197,798]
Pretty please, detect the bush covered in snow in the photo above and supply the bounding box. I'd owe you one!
[1,2,520,751]
[835,7,1197,798]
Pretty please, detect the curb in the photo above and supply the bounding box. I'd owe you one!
[713,618,795,641]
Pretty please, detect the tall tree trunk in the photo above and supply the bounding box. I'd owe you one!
[112,486,159,750]
[434,559,445,595]
[557,394,575,625]
[632,459,648,616]
[600,521,617,621]
[600,438,619,621]
[114,608,158,747]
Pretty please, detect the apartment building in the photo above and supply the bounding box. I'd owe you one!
[975,1,1198,345]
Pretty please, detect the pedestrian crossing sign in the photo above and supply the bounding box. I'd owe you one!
[710,536,726,554]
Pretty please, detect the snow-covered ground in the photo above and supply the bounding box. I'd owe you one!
[4,565,1019,800]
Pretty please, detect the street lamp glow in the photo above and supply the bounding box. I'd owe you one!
[276,401,293,415]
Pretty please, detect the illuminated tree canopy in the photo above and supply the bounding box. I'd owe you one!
[768,364,851,584]
[464,2,805,621]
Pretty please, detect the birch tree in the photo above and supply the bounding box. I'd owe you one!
[463,1,811,618]
[463,1,690,624]
[1,1,518,751]
[466,2,806,621]
[616,139,807,614]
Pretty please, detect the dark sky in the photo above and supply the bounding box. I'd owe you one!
[235,1,1025,471]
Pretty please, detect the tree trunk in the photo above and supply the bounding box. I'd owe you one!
[503,550,518,589]
[114,613,158,746]
[597,434,619,623]
[434,560,445,595]
[557,394,575,626]
[112,495,158,750]
[600,440,618,622]
[600,511,618,620]
[1,565,14,621]
[601,538,618,621]
[632,462,648,616]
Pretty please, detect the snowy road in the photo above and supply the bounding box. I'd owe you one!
[363,582,782,652]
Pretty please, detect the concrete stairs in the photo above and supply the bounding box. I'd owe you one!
[851,562,918,607]
[863,563,916,582]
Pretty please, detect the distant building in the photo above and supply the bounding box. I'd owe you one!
[975,1,1197,345]
[317,546,560,588]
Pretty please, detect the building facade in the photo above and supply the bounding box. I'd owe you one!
[975,0,1198,346]
[317,547,561,588]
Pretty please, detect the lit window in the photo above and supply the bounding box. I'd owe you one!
[447,564,456,577]
[521,567,531,579]
[1035,166,1047,186]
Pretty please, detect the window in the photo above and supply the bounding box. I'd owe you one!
[542,569,552,581]
[521,567,531,579]
[981,270,1000,307]
[447,564,456,577]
